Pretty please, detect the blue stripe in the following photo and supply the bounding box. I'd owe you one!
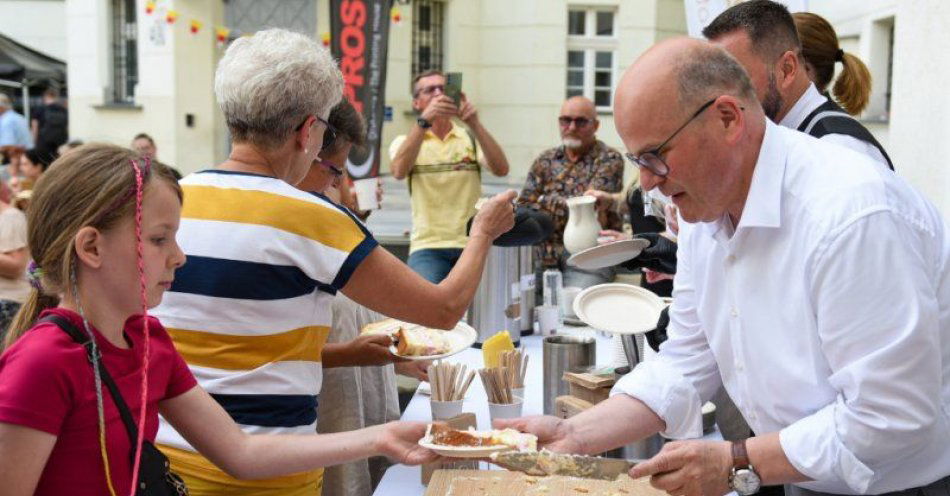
[171,255,325,300]
[308,192,379,291]
[210,393,318,428]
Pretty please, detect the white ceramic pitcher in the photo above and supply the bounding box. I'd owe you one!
[563,195,600,254]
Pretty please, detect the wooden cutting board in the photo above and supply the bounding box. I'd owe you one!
[424,469,666,496]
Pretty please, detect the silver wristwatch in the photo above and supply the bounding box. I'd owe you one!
[728,439,762,495]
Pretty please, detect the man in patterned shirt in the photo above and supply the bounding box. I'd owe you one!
[518,96,624,287]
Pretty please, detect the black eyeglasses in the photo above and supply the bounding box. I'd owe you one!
[296,114,338,152]
[414,84,444,98]
[558,116,592,128]
[625,98,717,178]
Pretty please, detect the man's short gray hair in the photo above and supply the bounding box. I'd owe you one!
[0,93,10,108]
[215,28,343,148]
[675,44,757,114]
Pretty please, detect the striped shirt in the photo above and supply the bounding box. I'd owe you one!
[153,170,377,489]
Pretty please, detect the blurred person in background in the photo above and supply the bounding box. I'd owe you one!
[16,148,52,193]
[0,180,29,340]
[132,133,182,179]
[794,11,872,116]
[30,88,68,162]
[0,94,33,186]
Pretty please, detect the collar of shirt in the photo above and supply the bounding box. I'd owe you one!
[705,119,785,243]
[779,83,827,130]
[424,121,468,143]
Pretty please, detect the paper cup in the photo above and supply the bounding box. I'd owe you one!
[353,177,380,211]
[488,397,523,421]
[537,305,560,336]
[430,398,464,420]
[561,286,582,318]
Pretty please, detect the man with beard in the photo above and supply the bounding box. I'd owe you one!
[518,96,624,288]
[703,0,893,170]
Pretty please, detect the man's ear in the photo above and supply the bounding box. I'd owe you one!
[74,226,104,270]
[592,117,600,134]
[776,50,799,90]
[715,96,745,145]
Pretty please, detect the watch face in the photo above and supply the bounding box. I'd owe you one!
[732,468,762,495]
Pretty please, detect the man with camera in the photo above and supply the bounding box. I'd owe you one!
[389,70,510,283]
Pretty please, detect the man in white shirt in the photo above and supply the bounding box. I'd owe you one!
[498,37,950,496]
[702,0,893,171]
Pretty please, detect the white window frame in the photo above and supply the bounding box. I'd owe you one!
[566,6,619,111]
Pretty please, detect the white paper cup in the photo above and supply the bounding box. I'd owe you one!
[353,177,380,211]
[488,397,523,421]
[430,398,464,420]
[537,305,560,336]
[561,286,582,318]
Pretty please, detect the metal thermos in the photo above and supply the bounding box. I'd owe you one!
[542,335,596,414]
[471,245,533,347]
[517,246,535,335]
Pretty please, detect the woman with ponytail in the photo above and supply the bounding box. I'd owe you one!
[793,11,873,116]
[0,144,436,496]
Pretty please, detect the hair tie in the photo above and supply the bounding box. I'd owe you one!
[835,49,845,62]
[27,261,43,291]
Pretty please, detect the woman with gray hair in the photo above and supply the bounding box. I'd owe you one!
[152,29,516,495]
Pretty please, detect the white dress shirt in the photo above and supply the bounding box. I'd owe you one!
[780,83,889,169]
[613,121,950,494]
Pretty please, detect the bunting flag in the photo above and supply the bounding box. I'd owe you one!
[321,32,331,48]
[165,9,178,24]
[145,1,156,15]
[391,6,402,25]
[216,27,231,46]
[189,19,202,34]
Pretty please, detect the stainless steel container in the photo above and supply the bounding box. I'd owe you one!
[542,335,596,414]
[517,246,535,335]
[471,245,527,346]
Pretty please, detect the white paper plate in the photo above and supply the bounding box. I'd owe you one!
[567,238,650,270]
[417,438,514,458]
[572,283,665,335]
[362,319,477,361]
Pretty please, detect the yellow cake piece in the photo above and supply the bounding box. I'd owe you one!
[482,330,515,368]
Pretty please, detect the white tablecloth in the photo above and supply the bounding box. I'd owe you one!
[372,326,722,495]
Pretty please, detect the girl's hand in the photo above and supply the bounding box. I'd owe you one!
[374,421,440,465]
[598,229,631,244]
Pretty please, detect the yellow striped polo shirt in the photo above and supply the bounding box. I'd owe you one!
[152,170,377,489]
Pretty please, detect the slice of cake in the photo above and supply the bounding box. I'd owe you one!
[394,326,451,356]
[427,424,537,452]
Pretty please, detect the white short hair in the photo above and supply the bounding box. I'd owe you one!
[0,93,11,108]
[215,28,343,148]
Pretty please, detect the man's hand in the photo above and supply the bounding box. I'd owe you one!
[373,421,440,465]
[395,360,431,381]
[622,232,677,274]
[629,440,733,496]
[458,93,479,126]
[584,188,616,212]
[421,95,458,122]
[492,415,583,453]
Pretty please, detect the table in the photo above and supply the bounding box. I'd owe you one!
[373,326,719,495]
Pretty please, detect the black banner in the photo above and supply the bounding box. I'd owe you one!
[329,0,392,179]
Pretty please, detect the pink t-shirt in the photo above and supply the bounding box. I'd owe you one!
[0,308,197,495]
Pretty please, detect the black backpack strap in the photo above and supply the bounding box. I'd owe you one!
[37,315,141,448]
[797,98,895,171]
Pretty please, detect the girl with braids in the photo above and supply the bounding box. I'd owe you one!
[0,144,436,496]
[793,11,873,116]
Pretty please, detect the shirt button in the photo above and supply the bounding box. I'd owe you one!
[727,255,736,263]
[735,361,744,372]
[730,307,738,317]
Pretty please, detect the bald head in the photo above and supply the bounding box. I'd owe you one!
[559,95,599,151]
[613,37,765,223]
[0,94,10,110]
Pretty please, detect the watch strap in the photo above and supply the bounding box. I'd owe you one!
[417,118,432,129]
[732,439,751,468]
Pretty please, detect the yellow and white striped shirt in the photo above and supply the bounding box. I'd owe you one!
[153,170,377,490]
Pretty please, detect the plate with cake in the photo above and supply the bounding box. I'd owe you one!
[360,318,477,361]
[418,424,538,458]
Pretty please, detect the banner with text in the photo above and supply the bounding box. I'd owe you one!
[330,0,392,179]
[685,0,808,38]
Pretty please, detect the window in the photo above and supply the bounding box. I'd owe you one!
[865,16,895,120]
[412,0,445,77]
[566,7,617,109]
[111,0,138,104]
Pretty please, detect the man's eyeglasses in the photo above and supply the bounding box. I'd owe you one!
[624,98,717,178]
[414,84,444,98]
[296,114,338,152]
[558,116,592,128]
[317,158,344,177]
